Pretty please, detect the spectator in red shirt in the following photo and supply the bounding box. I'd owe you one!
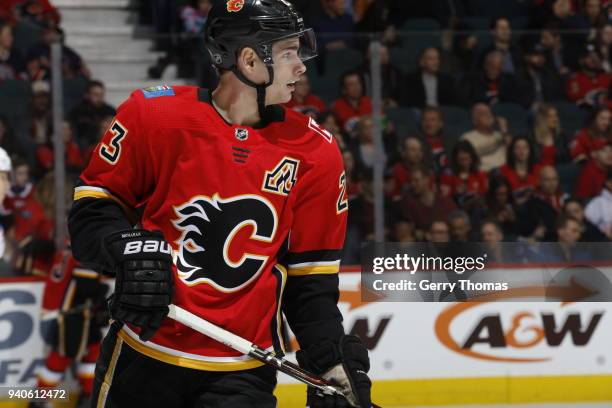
[570,106,612,162]
[398,165,457,234]
[575,139,612,199]
[498,136,542,204]
[284,73,326,117]
[4,157,35,213]
[566,42,611,108]
[391,136,432,198]
[331,70,372,134]
[440,140,488,208]
[530,103,571,165]
[35,120,84,175]
[4,169,55,276]
[419,107,448,170]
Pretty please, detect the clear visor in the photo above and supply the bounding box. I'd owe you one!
[266,28,317,66]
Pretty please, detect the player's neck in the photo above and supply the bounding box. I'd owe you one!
[211,81,262,127]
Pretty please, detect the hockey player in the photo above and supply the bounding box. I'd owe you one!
[68,1,372,407]
[31,244,110,408]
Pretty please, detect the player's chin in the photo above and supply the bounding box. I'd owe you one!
[271,91,292,105]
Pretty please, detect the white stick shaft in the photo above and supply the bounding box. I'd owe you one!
[167,304,254,355]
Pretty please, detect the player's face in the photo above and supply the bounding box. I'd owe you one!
[267,38,307,104]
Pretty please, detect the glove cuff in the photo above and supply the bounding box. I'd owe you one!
[296,338,343,375]
[297,335,370,375]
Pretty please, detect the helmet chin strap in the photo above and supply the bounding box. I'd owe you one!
[231,64,275,125]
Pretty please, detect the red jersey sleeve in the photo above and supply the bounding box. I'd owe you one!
[284,143,348,276]
[74,91,154,212]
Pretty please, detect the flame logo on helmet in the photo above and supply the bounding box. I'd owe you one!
[172,194,277,291]
[227,0,245,12]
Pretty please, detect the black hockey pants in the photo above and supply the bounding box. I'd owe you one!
[91,322,278,408]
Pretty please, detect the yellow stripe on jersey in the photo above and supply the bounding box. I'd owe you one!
[73,187,138,223]
[74,188,129,210]
[73,268,100,279]
[287,264,339,276]
[117,329,265,372]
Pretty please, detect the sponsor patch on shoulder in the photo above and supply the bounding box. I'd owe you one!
[141,85,175,98]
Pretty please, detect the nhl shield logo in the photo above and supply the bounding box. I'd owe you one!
[235,128,248,141]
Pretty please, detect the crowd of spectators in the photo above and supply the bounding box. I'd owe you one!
[0,1,114,276]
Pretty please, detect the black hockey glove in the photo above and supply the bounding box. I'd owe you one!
[102,229,173,342]
[297,335,372,408]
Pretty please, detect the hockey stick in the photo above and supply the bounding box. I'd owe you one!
[167,304,381,408]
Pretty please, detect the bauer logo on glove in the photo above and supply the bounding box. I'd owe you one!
[102,229,174,341]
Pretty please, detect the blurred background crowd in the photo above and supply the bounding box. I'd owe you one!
[1,0,612,274]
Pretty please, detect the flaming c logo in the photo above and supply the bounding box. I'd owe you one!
[227,0,245,12]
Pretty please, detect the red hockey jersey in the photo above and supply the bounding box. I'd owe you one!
[74,86,348,371]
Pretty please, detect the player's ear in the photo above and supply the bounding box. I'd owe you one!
[237,47,259,73]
